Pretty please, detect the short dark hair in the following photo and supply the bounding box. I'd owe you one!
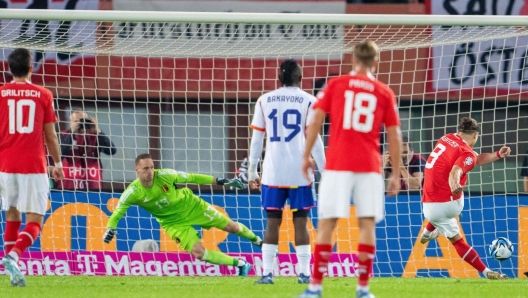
[8,48,32,78]
[458,117,480,134]
[135,153,152,165]
[279,59,302,86]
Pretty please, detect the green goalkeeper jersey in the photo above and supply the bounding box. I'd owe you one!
[106,169,214,229]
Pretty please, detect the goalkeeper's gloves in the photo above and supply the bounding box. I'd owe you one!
[103,228,118,244]
[216,178,244,189]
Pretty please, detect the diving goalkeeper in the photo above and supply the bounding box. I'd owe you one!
[104,153,262,276]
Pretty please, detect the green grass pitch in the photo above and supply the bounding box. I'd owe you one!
[1,276,527,298]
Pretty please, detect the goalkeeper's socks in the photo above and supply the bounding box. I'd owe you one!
[452,238,486,272]
[296,244,311,276]
[357,243,375,287]
[311,243,332,286]
[11,222,41,261]
[262,244,278,275]
[202,249,237,266]
[236,259,247,267]
[235,223,259,242]
[4,221,21,253]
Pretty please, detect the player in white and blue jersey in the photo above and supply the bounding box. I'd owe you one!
[248,59,326,285]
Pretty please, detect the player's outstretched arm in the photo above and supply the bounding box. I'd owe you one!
[476,146,511,166]
[216,177,244,189]
[104,187,137,243]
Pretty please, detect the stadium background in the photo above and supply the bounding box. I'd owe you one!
[0,0,527,278]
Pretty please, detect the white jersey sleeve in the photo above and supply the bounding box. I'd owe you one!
[250,98,266,132]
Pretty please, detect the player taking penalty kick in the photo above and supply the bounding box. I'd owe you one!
[419,117,510,280]
[104,153,262,275]
[298,40,402,298]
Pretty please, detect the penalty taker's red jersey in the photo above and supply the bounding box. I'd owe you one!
[0,81,57,174]
[313,72,400,173]
[422,133,478,203]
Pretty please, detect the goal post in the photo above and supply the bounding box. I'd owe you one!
[0,9,527,278]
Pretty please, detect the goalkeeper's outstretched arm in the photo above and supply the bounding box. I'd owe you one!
[166,170,244,189]
[105,187,137,243]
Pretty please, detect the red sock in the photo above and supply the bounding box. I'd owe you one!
[310,244,332,285]
[4,221,21,253]
[426,222,436,232]
[357,244,375,287]
[452,238,486,272]
[11,222,41,258]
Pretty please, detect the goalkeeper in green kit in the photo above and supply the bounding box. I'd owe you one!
[104,153,262,276]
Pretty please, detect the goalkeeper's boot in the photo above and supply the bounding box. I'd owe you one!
[254,273,274,284]
[298,273,311,284]
[2,255,26,287]
[420,229,440,244]
[252,236,263,248]
[486,271,508,280]
[296,288,322,298]
[356,289,375,298]
[238,262,251,277]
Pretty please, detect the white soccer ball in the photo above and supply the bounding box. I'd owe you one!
[488,237,514,262]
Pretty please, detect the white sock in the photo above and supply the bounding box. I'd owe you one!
[308,284,322,292]
[357,285,369,292]
[237,259,246,267]
[483,268,491,276]
[422,229,432,237]
[262,243,278,276]
[8,251,19,263]
[296,244,311,276]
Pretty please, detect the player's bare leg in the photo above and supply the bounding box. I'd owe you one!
[448,233,507,280]
[255,211,281,285]
[293,211,311,284]
[356,217,376,298]
[297,217,338,298]
[420,221,440,244]
[190,242,251,276]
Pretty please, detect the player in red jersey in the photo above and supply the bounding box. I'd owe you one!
[419,117,510,280]
[297,40,402,298]
[0,48,63,287]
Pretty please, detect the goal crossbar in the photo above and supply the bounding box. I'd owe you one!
[1,9,528,26]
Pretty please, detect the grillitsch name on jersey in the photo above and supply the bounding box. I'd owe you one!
[267,95,304,103]
[1,89,41,97]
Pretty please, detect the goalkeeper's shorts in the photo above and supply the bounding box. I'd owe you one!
[162,198,230,252]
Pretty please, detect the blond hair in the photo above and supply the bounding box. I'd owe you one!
[354,40,379,67]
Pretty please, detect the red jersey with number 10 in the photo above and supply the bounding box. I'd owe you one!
[0,81,56,174]
[313,72,400,173]
[422,133,478,203]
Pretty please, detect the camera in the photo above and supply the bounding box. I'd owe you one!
[75,118,94,133]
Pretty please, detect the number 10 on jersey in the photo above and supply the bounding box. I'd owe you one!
[8,99,36,134]
[343,91,377,133]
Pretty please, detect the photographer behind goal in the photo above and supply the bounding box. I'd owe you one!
[57,109,117,191]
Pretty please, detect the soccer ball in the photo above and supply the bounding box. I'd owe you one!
[488,237,514,261]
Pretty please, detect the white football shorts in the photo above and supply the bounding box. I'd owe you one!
[422,195,464,239]
[0,172,49,215]
[317,170,385,222]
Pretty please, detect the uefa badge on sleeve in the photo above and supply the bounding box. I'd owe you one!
[464,157,473,166]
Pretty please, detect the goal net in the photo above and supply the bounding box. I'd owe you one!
[0,9,527,278]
